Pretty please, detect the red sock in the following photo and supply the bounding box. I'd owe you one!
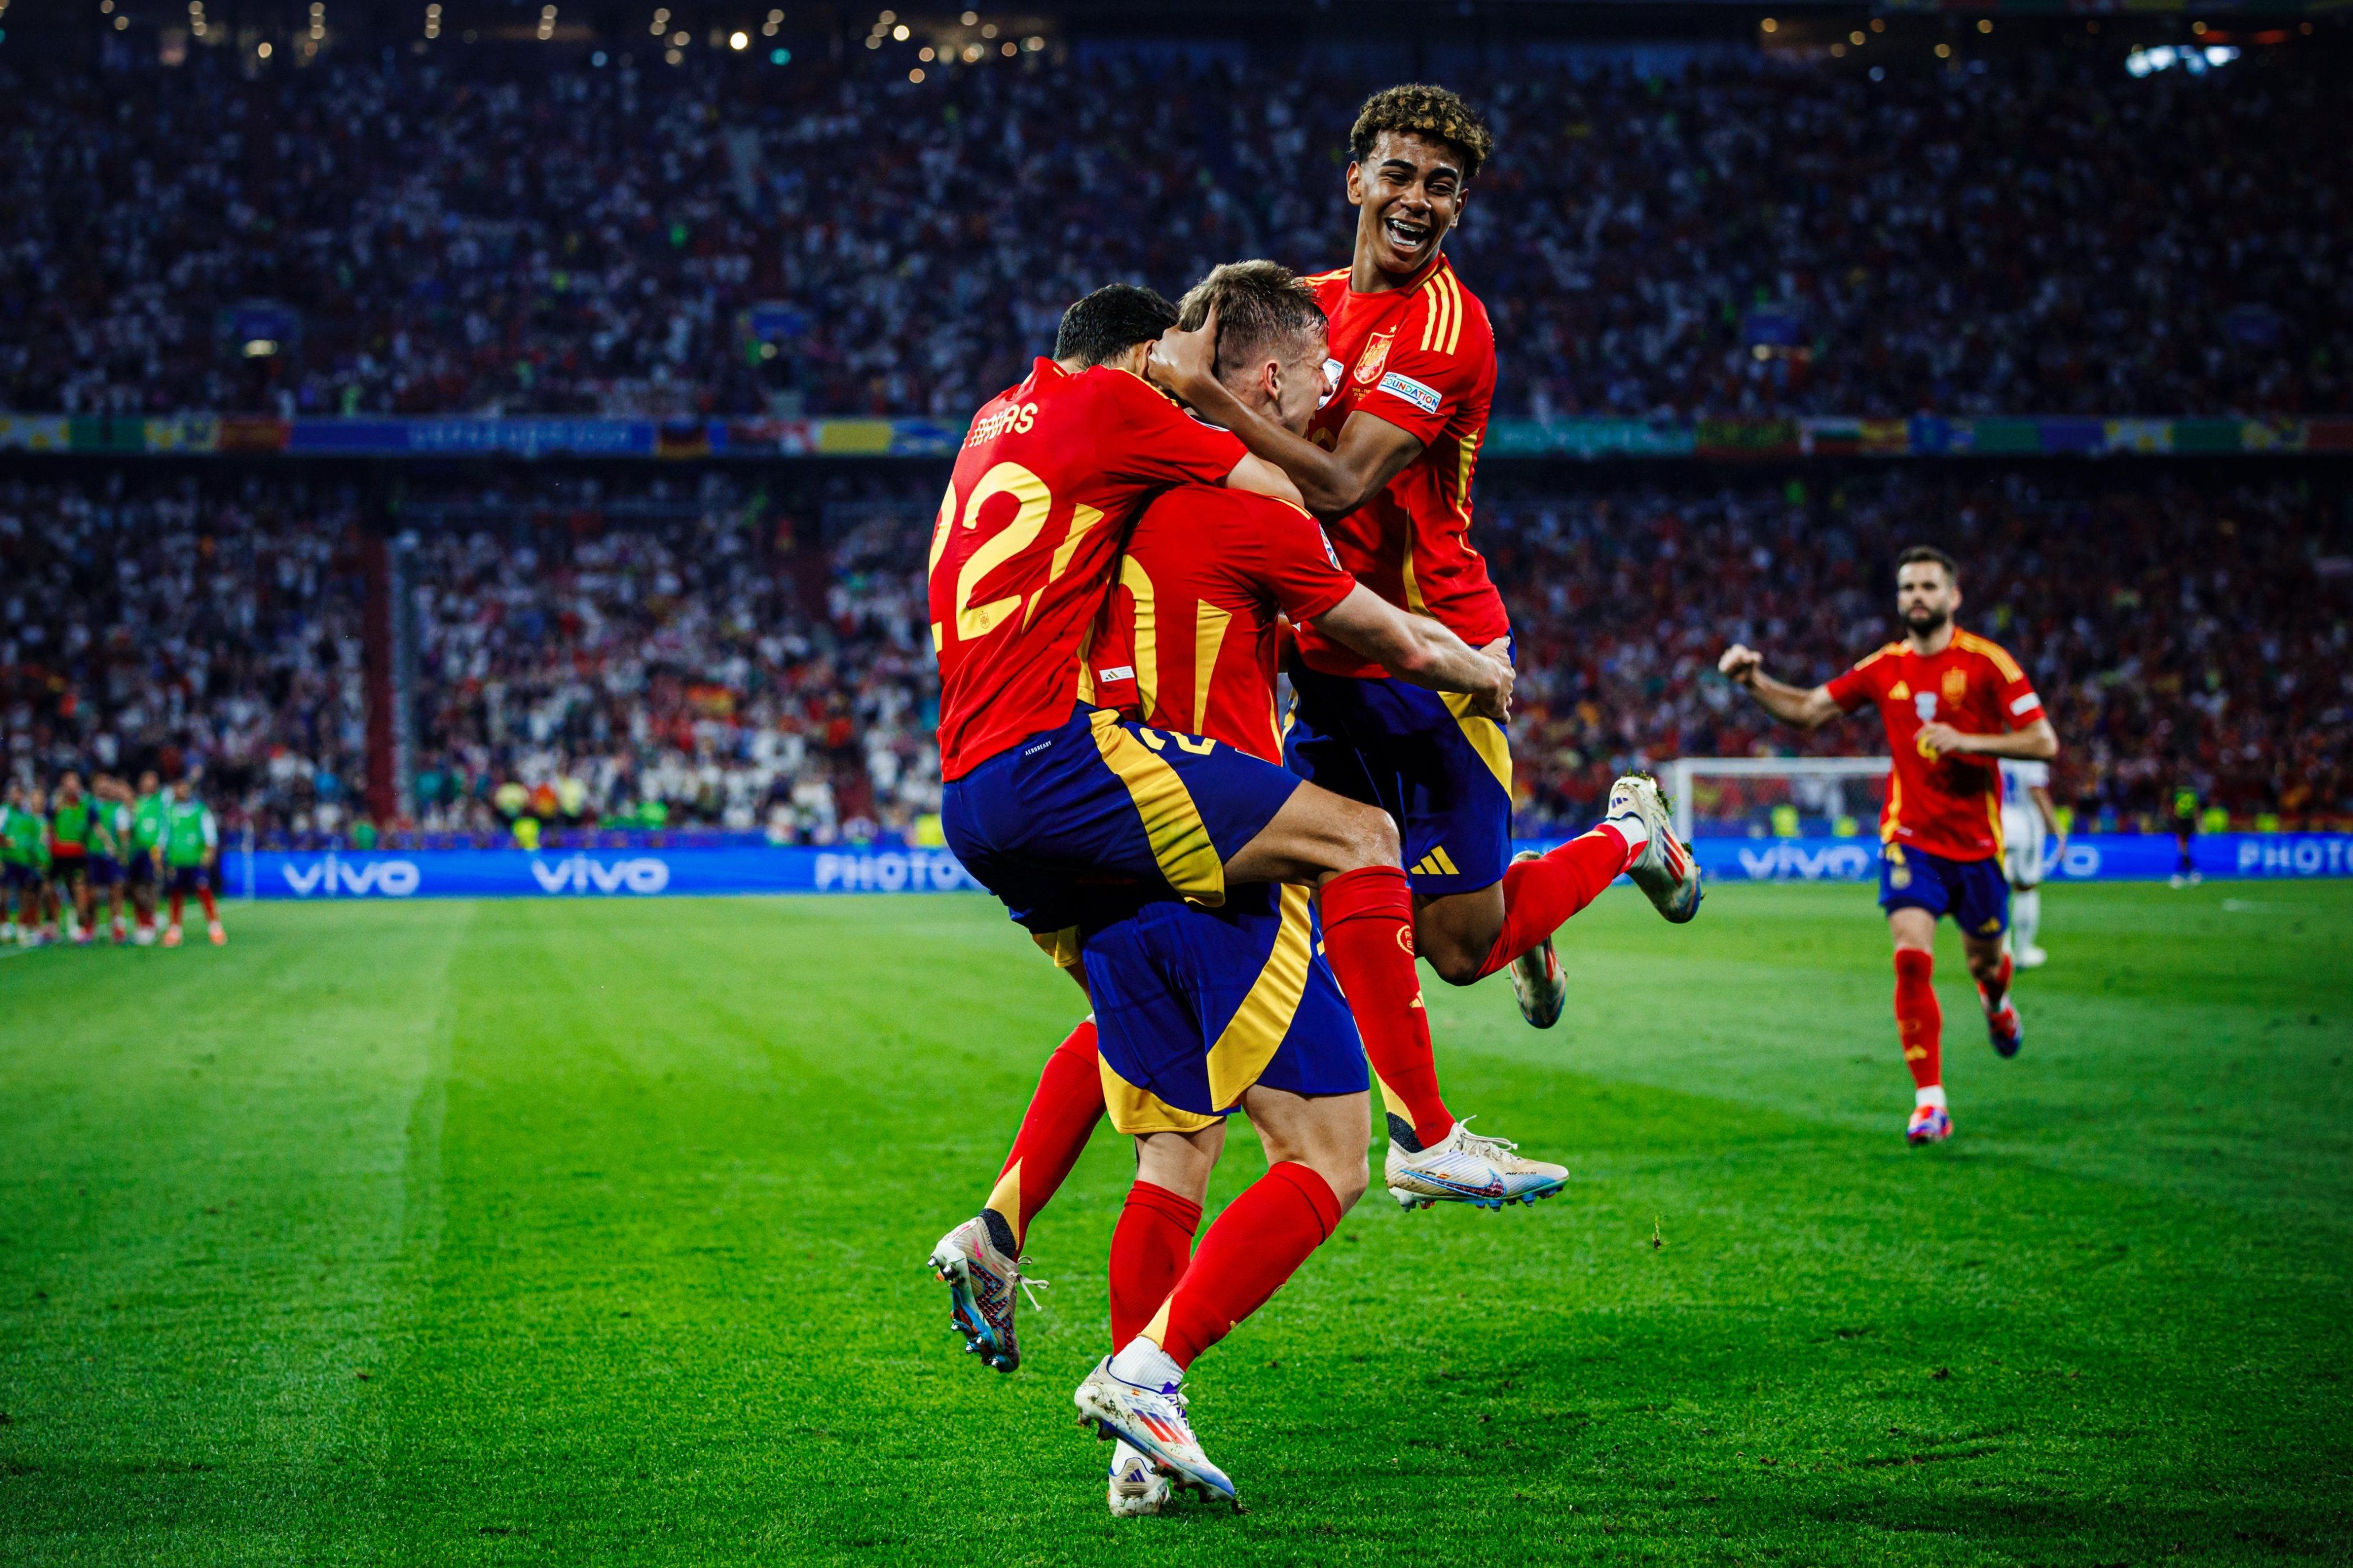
[1319,865,1451,1148]
[169,892,185,926]
[1978,952,2013,1014]
[1893,949,1942,1091]
[983,1017,1105,1248]
[1149,1163,1341,1368]
[1109,1181,1202,1349]
[1472,824,1635,980]
[196,888,219,922]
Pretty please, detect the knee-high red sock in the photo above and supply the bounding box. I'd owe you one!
[983,1017,1105,1249]
[1472,824,1638,979]
[1109,1181,1202,1349]
[1147,1163,1341,1369]
[196,888,219,922]
[168,891,185,926]
[1893,949,1942,1091]
[1318,865,1451,1149]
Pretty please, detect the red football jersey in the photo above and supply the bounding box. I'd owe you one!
[1826,629,2047,862]
[930,359,1245,779]
[1084,487,1356,764]
[1289,256,1509,679]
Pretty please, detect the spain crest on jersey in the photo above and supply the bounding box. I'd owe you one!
[1352,330,1395,387]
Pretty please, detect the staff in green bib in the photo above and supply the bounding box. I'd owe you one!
[129,768,168,945]
[161,773,227,949]
[47,770,95,945]
[88,774,136,945]
[1,780,47,946]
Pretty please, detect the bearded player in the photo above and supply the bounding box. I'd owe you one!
[1150,86,1702,1176]
[1719,547,2060,1145]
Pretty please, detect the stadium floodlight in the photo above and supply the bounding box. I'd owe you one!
[1655,755,1892,842]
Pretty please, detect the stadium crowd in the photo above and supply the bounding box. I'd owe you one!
[6,466,2346,846]
[2,39,2346,422]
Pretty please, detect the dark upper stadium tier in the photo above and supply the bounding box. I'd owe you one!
[1,38,2346,421]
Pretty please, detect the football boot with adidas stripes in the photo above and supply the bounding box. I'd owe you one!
[925,1211,1043,1373]
[1607,774,1703,923]
[1074,1357,1236,1507]
[1386,1117,1568,1210]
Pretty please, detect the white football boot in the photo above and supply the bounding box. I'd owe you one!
[925,1212,1043,1374]
[1386,1117,1568,1210]
[1074,1356,1236,1507]
[1106,1439,1172,1517]
[1505,850,1567,1029]
[1606,774,1703,923]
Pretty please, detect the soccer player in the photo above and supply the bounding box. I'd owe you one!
[1718,546,2059,1145]
[47,770,94,945]
[160,774,226,948]
[1,781,42,945]
[932,281,1533,1196]
[1148,86,1702,1167]
[929,269,1680,1480]
[2000,758,2061,968]
[2170,781,2202,888]
[88,774,134,944]
[129,768,167,944]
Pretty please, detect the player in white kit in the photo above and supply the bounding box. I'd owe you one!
[2000,759,2062,968]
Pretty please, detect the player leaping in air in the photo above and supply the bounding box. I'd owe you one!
[1718,546,2060,1145]
[1148,84,1702,1172]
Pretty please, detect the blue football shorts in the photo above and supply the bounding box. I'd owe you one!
[942,704,1304,944]
[1083,881,1367,1133]
[1880,843,2009,938]
[1284,661,1513,898]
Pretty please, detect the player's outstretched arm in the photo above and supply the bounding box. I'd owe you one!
[1150,309,1421,519]
[1311,586,1511,721]
[1719,644,1842,729]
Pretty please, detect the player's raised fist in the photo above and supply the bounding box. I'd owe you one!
[1718,644,1763,685]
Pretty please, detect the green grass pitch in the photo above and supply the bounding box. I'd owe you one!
[2,882,2348,1565]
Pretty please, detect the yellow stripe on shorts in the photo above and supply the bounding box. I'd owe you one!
[1203,883,1316,1109]
[1098,1053,1224,1136]
[1087,708,1225,906]
[1440,692,1513,794]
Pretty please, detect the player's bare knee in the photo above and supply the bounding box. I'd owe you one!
[1330,800,1399,871]
[1424,939,1487,988]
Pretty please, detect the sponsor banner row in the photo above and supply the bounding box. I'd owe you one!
[244,834,2353,900]
[6,414,2347,462]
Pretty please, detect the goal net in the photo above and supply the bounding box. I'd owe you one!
[1654,756,1892,842]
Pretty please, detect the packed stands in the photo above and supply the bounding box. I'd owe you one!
[2,37,2346,422]
[6,465,2346,845]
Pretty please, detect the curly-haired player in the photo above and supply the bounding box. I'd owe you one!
[1151,85,1702,1198]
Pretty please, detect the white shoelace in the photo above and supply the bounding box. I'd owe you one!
[1011,1259,1050,1311]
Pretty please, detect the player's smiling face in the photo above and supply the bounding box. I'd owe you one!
[1348,132,1468,283]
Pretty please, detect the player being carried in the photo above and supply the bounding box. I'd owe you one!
[1718,546,2059,1145]
[1147,84,1702,1176]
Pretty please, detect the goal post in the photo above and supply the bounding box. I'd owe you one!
[1654,756,1893,842]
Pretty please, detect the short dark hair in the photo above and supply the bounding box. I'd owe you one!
[1896,545,1961,583]
[1176,261,1327,380]
[1053,284,1179,368]
[1351,83,1494,182]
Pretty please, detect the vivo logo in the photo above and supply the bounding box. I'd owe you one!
[812,851,974,893]
[1734,844,1877,882]
[280,856,423,898]
[529,855,672,895]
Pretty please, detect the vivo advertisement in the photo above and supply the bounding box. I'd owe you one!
[240,834,2353,901]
